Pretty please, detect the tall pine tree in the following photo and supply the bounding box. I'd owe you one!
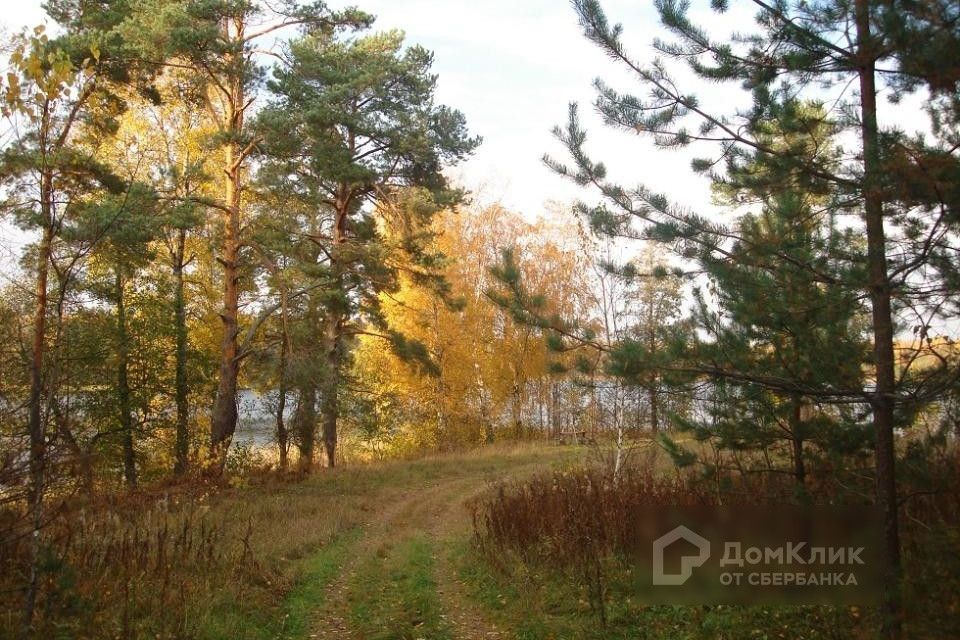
[256,28,478,467]
[528,1,958,634]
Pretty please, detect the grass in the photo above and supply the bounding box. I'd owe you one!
[348,534,452,640]
[2,441,580,640]
[188,528,361,640]
[186,443,576,640]
[461,444,960,640]
[276,529,361,640]
[457,544,868,640]
[13,439,954,639]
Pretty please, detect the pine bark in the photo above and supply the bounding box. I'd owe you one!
[210,52,246,469]
[320,311,342,467]
[275,330,289,471]
[275,284,292,469]
[855,1,902,636]
[23,174,53,634]
[319,191,349,468]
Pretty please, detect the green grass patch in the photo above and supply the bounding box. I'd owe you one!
[348,534,452,640]
[195,529,359,640]
[3,443,583,640]
[456,540,868,640]
[277,529,361,639]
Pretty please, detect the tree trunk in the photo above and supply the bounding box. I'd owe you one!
[27,224,51,494]
[613,423,624,482]
[276,388,288,470]
[649,384,659,434]
[295,383,317,471]
[790,394,806,486]
[53,404,94,496]
[478,368,493,445]
[276,285,291,470]
[537,381,545,437]
[209,22,247,472]
[115,267,137,488]
[551,382,559,440]
[319,196,350,468]
[210,130,243,469]
[320,310,343,467]
[646,291,659,434]
[855,1,901,636]
[511,383,523,438]
[435,375,447,448]
[23,201,53,634]
[276,361,289,471]
[173,229,190,476]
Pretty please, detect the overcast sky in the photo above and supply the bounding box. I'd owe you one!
[340,0,739,217]
[2,1,948,333]
[0,1,931,222]
[1,0,741,221]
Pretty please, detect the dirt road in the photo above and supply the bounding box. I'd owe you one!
[303,450,560,639]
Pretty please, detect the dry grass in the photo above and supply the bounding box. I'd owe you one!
[0,472,358,639]
[468,442,960,636]
[0,441,576,639]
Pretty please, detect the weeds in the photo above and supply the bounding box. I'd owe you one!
[472,465,714,622]
[469,444,960,636]
[0,441,572,639]
[0,488,268,639]
[474,466,713,563]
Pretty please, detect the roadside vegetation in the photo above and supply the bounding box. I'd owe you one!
[1,0,959,638]
[0,444,576,639]
[466,441,960,639]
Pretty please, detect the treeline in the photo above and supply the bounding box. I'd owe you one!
[0,0,692,623]
[349,208,692,458]
[0,0,688,564]
[0,0,488,629]
[0,0,478,486]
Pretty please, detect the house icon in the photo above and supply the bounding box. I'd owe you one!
[652,525,711,585]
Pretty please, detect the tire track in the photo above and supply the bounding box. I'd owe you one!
[309,454,553,639]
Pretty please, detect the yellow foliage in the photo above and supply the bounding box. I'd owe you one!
[351,205,590,454]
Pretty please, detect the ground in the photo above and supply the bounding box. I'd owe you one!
[41,443,949,639]
[220,443,581,640]
[218,444,899,640]
[308,469,503,639]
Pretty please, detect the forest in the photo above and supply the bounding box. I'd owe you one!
[0,0,958,638]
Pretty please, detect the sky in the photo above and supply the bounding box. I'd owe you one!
[0,1,933,227]
[339,0,684,216]
[338,0,733,217]
[0,0,736,222]
[1,1,950,335]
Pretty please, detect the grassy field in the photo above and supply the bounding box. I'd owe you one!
[4,443,580,639]
[6,441,958,639]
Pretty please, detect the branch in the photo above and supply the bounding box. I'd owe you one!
[236,282,327,358]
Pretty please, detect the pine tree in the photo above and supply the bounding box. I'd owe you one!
[667,189,872,484]
[84,186,160,487]
[122,0,373,470]
[0,10,141,624]
[537,1,958,634]
[255,28,479,467]
[643,102,871,487]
